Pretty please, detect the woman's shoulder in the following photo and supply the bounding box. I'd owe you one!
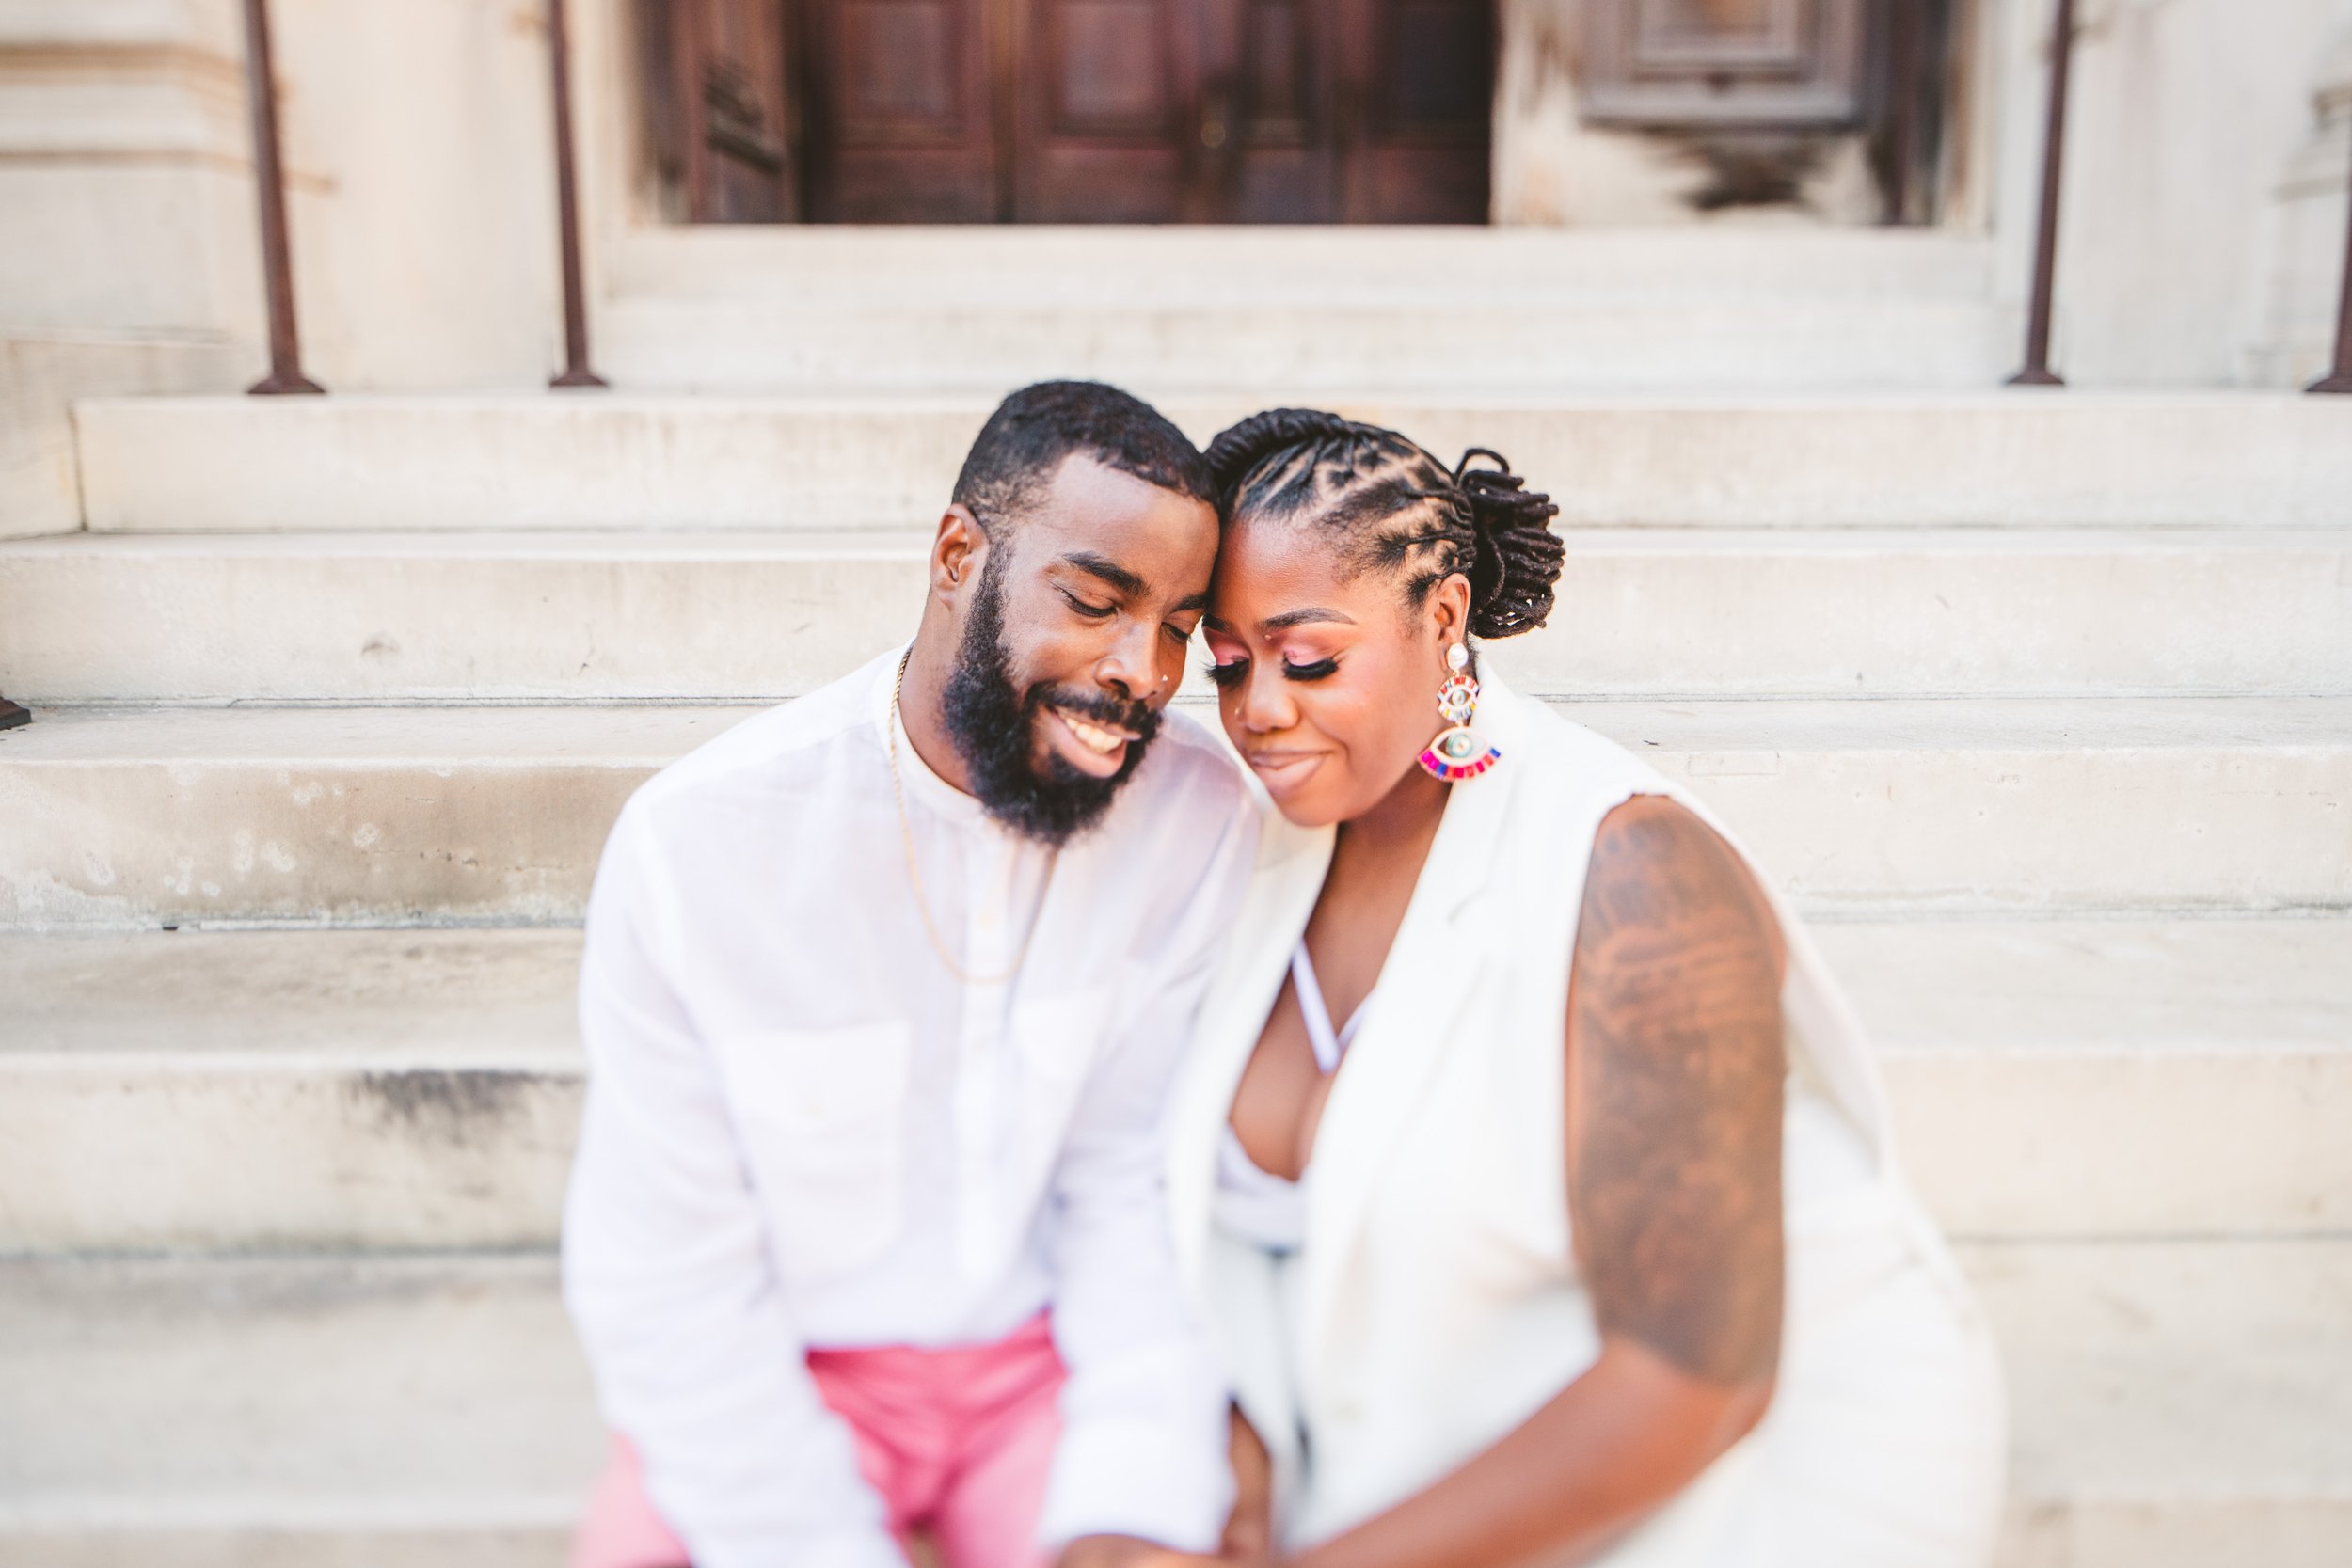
[1489,681,1677,806]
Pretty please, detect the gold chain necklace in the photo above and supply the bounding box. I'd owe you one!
[888,652,1057,986]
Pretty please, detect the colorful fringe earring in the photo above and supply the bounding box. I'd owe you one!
[1418,642,1501,783]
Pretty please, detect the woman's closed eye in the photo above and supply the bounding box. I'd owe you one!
[1202,654,1340,689]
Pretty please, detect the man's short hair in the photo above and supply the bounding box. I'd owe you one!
[951,381,1215,534]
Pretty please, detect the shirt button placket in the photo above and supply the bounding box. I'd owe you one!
[955,834,1005,1277]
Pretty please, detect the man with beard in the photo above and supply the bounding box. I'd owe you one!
[562,382,1255,1568]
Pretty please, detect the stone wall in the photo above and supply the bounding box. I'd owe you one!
[1491,0,1891,228]
[1491,0,2352,387]
[0,0,263,534]
[1987,0,2352,387]
[2252,22,2352,388]
[261,0,565,390]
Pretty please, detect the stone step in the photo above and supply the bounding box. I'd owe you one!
[0,1254,596,1568]
[73,393,2352,533]
[0,919,2344,1254]
[2,332,242,541]
[590,227,2008,394]
[0,928,583,1255]
[594,293,2012,395]
[4,700,2344,930]
[1831,917,2352,1242]
[7,529,2348,704]
[1974,1239,2352,1568]
[3,1241,2344,1568]
[600,226,2002,306]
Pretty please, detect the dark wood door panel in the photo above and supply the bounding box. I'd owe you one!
[654,0,1498,223]
[1337,0,1492,223]
[835,0,967,131]
[1014,0,1200,221]
[804,0,1001,220]
[643,0,798,222]
[1203,0,1336,221]
[1046,0,1182,132]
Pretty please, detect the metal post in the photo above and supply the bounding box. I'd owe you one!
[548,0,608,388]
[1878,0,1923,225]
[2010,0,2075,388]
[0,699,27,732]
[2310,117,2352,393]
[240,0,324,395]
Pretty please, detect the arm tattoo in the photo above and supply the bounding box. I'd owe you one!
[1569,796,1787,1387]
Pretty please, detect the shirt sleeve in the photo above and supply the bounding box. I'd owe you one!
[561,800,906,1568]
[1035,778,1263,1550]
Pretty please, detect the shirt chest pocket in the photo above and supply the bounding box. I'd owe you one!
[1010,987,1115,1155]
[719,1020,910,1281]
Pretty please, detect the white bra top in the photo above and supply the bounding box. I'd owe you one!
[1214,942,1367,1253]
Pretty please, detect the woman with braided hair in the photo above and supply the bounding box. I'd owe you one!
[1140,411,2003,1568]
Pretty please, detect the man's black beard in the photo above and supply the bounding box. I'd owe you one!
[940,558,1159,848]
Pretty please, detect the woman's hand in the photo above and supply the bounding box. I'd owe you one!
[1222,1404,1276,1560]
[1057,1407,1280,1568]
[1057,1540,1271,1568]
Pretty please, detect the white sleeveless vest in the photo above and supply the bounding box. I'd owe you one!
[1166,678,2006,1568]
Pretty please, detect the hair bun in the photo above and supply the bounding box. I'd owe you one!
[1204,408,1360,502]
[1454,449,1564,640]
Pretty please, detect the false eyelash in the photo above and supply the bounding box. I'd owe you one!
[1203,655,1342,689]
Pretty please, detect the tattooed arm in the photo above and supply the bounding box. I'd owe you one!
[1286,795,1788,1568]
[1571,794,1786,1391]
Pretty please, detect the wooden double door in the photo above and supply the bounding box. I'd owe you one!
[649,0,1494,224]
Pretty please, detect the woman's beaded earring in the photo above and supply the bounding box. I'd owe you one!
[1419,642,1501,783]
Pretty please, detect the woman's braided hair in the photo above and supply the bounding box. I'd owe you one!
[1202,409,1564,640]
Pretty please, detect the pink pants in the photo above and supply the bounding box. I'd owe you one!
[571,1312,1066,1568]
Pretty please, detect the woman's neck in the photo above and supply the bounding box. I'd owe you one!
[1303,761,1453,1025]
[1336,761,1451,864]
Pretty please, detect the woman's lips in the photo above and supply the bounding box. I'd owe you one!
[1244,750,1327,790]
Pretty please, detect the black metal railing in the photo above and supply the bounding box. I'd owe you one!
[240,0,322,395]
[2008,0,2076,387]
[548,0,607,388]
[2314,119,2352,394]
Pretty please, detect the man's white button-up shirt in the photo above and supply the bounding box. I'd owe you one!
[563,646,1259,1568]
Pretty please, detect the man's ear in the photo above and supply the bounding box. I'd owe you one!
[931,504,990,610]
